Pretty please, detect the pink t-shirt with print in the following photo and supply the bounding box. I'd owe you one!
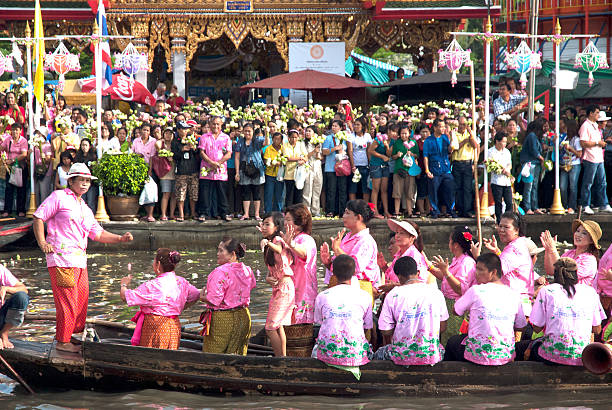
[33,188,103,269]
[199,132,231,181]
[454,282,527,365]
[378,282,449,365]
[596,245,612,297]
[291,233,318,324]
[313,284,373,366]
[499,237,535,315]
[530,283,606,366]
[324,228,381,287]
[385,245,430,285]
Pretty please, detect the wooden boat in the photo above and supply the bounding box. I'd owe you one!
[2,322,611,396]
[0,217,32,249]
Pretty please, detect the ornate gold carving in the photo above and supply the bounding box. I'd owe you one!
[286,19,304,41]
[107,19,131,52]
[184,19,225,72]
[304,19,323,43]
[250,19,288,69]
[343,17,368,59]
[149,18,171,70]
[324,19,342,41]
[169,19,189,39]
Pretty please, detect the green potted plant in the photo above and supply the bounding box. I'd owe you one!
[91,152,149,221]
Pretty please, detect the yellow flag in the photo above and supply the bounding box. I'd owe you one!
[33,0,45,104]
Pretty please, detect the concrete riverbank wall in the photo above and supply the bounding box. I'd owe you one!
[88,214,612,252]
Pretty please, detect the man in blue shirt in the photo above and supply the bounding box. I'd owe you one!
[423,119,457,218]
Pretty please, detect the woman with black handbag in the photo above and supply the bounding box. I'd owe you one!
[235,123,267,220]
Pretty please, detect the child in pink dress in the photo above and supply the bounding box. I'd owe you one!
[260,212,295,356]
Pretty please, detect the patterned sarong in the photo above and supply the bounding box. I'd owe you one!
[203,307,251,355]
[139,314,181,350]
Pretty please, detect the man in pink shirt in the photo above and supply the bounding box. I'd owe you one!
[198,116,232,221]
[375,256,448,365]
[444,253,527,365]
[0,264,29,349]
[579,105,612,214]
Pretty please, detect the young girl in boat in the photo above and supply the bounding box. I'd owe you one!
[519,257,606,365]
[430,226,477,345]
[120,248,200,350]
[201,237,256,355]
[260,212,295,357]
[444,253,527,365]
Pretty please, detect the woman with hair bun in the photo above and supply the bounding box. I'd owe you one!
[522,257,606,365]
[321,199,381,299]
[120,248,200,350]
[200,237,256,355]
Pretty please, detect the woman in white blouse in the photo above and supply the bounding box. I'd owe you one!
[488,131,513,223]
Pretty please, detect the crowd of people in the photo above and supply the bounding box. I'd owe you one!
[1,77,612,222]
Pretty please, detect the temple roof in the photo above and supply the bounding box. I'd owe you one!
[0,0,92,20]
[367,0,501,19]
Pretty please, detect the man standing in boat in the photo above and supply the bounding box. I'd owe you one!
[33,163,133,353]
[0,264,29,349]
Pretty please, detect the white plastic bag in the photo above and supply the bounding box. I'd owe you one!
[521,162,532,178]
[139,176,158,205]
[294,165,306,190]
[276,165,286,182]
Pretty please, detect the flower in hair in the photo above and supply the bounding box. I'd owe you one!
[367,203,376,212]
[463,232,473,241]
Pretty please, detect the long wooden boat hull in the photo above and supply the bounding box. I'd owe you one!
[0,218,31,249]
[3,325,612,397]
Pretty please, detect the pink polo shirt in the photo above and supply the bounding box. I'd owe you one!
[385,245,429,284]
[124,271,200,317]
[291,233,318,324]
[455,282,527,365]
[324,228,381,287]
[2,136,28,162]
[205,262,256,310]
[530,283,606,366]
[579,119,604,163]
[33,188,103,269]
[378,282,448,365]
[199,132,231,181]
[442,253,476,300]
[561,249,597,286]
[596,245,612,297]
[131,137,157,164]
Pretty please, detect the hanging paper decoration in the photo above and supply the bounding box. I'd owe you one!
[438,38,472,87]
[44,42,80,92]
[0,50,15,77]
[505,40,542,89]
[574,41,609,87]
[114,43,148,77]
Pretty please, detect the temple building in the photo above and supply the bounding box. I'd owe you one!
[2,0,499,99]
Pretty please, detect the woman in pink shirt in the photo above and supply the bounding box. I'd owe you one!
[33,163,133,353]
[523,257,606,365]
[596,245,612,315]
[540,219,601,287]
[320,199,381,298]
[431,226,477,344]
[476,211,537,316]
[282,204,318,326]
[201,237,256,355]
[381,219,431,286]
[444,253,527,365]
[120,248,200,350]
[1,123,28,217]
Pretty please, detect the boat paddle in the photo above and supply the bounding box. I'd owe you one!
[0,352,35,394]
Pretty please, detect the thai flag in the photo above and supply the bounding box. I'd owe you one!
[90,0,113,87]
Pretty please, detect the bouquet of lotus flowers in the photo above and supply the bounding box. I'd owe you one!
[534,101,545,113]
[497,114,512,125]
[352,167,362,183]
[158,149,173,158]
[8,77,28,97]
[125,114,142,134]
[0,152,6,162]
[55,115,72,131]
[30,133,47,150]
[113,110,128,122]
[376,132,389,143]
[266,153,287,167]
[181,134,198,147]
[543,160,553,171]
[403,140,416,150]
[513,191,523,205]
[200,167,210,177]
[485,158,505,174]
[0,115,15,128]
[309,134,325,145]
[104,148,123,156]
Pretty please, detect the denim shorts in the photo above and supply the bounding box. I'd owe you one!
[349,166,371,194]
[370,164,390,179]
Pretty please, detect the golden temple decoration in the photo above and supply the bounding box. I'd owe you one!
[324,19,343,41]
[304,19,324,43]
[149,18,171,70]
[286,19,305,41]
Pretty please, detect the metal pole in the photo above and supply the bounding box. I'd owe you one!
[25,24,37,218]
[479,17,492,219]
[550,19,565,215]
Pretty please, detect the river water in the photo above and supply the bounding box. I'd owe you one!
[0,246,608,409]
